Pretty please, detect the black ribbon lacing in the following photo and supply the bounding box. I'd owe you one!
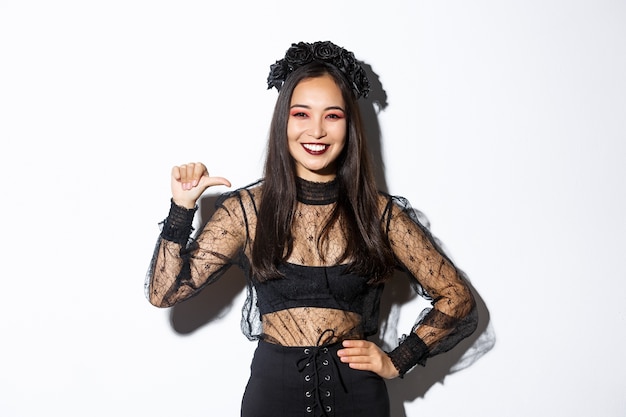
[295,329,348,416]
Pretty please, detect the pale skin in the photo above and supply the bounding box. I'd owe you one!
[169,74,399,379]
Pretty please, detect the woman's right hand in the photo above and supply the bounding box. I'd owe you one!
[171,162,231,209]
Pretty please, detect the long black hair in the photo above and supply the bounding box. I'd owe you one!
[251,61,395,283]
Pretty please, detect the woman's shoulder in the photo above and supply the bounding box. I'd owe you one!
[376,190,427,226]
[216,179,264,210]
[376,190,411,212]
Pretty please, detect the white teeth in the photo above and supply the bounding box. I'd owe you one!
[303,144,327,152]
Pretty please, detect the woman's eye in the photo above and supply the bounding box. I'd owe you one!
[326,113,344,120]
[291,111,308,118]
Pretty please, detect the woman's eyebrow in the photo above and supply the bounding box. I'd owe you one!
[289,104,345,111]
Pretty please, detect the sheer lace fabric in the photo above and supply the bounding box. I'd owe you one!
[261,308,362,346]
[146,179,476,358]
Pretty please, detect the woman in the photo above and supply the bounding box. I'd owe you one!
[146,41,478,417]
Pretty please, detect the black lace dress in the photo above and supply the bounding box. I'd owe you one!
[146,178,477,417]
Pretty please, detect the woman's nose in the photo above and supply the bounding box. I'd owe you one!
[307,119,326,139]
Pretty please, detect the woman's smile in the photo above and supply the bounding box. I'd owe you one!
[301,143,330,155]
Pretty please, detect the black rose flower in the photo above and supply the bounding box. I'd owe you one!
[266,61,289,91]
[284,42,313,70]
[338,50,358,76]
[312,41,340,60]
[352,67,370,98]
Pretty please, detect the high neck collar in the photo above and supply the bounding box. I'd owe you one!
[296,177,339,205]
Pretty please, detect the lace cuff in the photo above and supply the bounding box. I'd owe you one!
[160,199,197,244]
[387,332,429,378]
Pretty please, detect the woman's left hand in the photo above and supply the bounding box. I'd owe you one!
[337,340,399,379]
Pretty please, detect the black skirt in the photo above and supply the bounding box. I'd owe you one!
[241,340,390,417]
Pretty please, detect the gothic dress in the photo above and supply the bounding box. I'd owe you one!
[146,178,477,417]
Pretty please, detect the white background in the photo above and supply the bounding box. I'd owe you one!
[1,1,625,416]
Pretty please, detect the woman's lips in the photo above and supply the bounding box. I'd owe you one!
[302,143,329,155]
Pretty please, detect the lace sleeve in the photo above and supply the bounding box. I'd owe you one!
[383,195,478,363]
[145,191,250,307]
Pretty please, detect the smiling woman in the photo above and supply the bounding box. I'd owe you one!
[145,40,479,417]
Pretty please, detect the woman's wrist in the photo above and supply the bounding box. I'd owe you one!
[172,197,197,210]
[160,199,197,244]
[386,332,429,378]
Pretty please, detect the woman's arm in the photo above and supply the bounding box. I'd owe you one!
[384,195,478,376]
[145,163,240,307]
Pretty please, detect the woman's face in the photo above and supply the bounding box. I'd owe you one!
[287,74,347,182]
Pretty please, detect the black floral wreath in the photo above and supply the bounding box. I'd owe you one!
[267,41,370,98]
